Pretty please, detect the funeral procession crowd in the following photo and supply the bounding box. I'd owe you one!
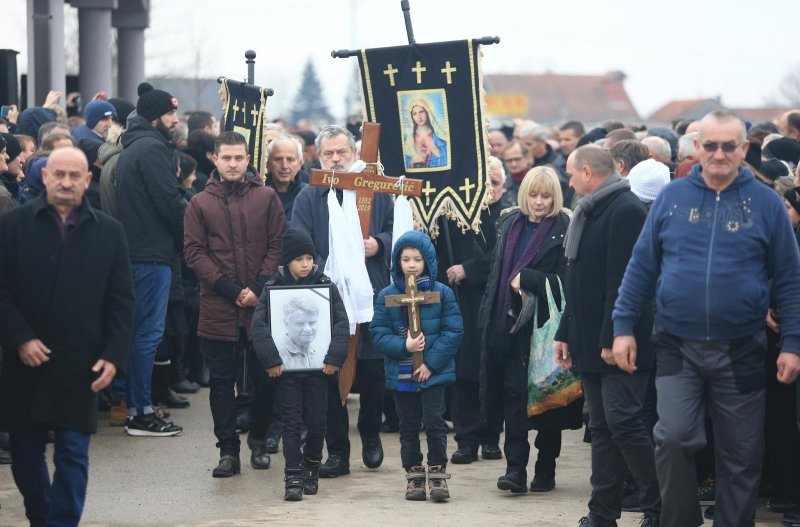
[3,80,800,527]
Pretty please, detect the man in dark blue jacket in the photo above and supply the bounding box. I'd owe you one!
[291,125,393,477]
[613,110,800,527]
[115,83,185,437]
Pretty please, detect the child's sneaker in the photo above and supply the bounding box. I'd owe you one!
[427,465,451,501]
[405,465,427,501]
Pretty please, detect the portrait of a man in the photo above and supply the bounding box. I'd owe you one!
[269,287,332,372]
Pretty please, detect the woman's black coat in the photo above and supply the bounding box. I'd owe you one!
[478,209,583,432]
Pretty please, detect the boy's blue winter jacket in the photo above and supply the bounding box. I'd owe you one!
[370,230,464,390]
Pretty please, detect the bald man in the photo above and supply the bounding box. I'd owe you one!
[0,147,134,526]
[555,146,660,526]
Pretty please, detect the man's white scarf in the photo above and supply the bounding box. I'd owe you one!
[324,162,374,334]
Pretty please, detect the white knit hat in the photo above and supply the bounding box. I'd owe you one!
[628,158,670,203]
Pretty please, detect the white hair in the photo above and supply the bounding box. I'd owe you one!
[519,124,551,142]
[642,136,672,162]
[267,135,303,160]
[678,132,699,161]
[762,133,783,149]
[487,156,506,182]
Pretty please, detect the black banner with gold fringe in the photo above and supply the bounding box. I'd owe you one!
[357,39,489,236]
[218,78,270,177]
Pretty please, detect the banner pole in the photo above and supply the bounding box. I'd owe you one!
[400,0,416,45]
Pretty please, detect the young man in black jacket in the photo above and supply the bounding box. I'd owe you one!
[115,82,185,436]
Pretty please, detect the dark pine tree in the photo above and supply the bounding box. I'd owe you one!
[290,59,333,123]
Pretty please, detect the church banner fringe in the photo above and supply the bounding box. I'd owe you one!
[218,78,270,178]
[357,39,491,237]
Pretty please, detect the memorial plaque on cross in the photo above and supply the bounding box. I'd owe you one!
[384,273,441,373]
[310,122,424,403]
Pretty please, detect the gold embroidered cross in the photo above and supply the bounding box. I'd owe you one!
[383,64,399,87]
[231,100,240,122]
[422,180,437,206]
[241,102,248,125]
[411,61,427,84]
[459,178,476,202]
[250,105,259,124]
[441,61,457,85]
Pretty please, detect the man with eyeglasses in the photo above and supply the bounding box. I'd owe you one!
[612,110,800,527]
[501,140,532,206]
[291,124,394,478]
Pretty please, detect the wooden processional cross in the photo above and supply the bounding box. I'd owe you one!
[384,274,440,372]
[310,122,423,404]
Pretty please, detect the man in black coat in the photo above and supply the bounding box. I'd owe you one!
[0,147,134,526]
[554,146,660,527]
[115,82,185,436]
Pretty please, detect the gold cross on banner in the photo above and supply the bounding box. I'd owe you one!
[231,100,240,122]
[383,64,399,87]
[250,105,259,123]
[459,177,476,202]
[422,180,437,206]
[411,61,427,84]
[242,102,248,125]
[441,61,457,85]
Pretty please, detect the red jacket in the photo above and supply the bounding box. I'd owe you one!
[184,171,286,341]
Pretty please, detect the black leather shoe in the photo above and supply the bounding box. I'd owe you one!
[172,379,200,394]
[639,513,659,527]
[212,455,241,478]
[248,438,271,470]
[481,444,502,460]
[319,454,350,478]
[578,516,618,527]
[497,468,528,493]
[530,474,555,492]
[770,498,800,513]
[362,435,383,469]
[265,434,280,454]
[451,446,479,464]
[782,511,800,526]
[155,389,190,409]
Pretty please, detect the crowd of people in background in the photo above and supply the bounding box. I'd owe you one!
[1,82,800,527]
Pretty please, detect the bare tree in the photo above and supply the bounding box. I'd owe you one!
[780,64,800,108]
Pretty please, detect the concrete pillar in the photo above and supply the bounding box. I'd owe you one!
[116,28,144,102]
[26,0,66,108]
[73,0,118,102]
[112,0,149,103]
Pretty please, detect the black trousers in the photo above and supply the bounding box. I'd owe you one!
[203,332,273,456]
[451,378,503,450]
[395,385,448,469]
[582,370,661,524]
[277,374,327,470]
[494,356,562,476]
[325,358,385,459]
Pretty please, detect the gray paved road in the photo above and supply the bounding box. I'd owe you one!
[0,391,784,526]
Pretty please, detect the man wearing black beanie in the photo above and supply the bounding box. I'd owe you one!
[114,82,185,436]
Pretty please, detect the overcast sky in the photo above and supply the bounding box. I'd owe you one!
[3,0,798,121]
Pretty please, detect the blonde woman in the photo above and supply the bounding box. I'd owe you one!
[477,166,582,493]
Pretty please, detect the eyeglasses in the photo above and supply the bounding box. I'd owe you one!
[320,148,351,159]
[700,141,741,153]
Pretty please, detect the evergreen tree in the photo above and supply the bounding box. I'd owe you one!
[290,59,332,123]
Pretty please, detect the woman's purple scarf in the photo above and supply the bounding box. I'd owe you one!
[494,212,555,329]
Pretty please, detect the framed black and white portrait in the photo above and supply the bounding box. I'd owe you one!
[267,284,333,372]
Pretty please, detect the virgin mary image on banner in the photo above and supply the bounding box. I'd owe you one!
[399,90,451,172]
